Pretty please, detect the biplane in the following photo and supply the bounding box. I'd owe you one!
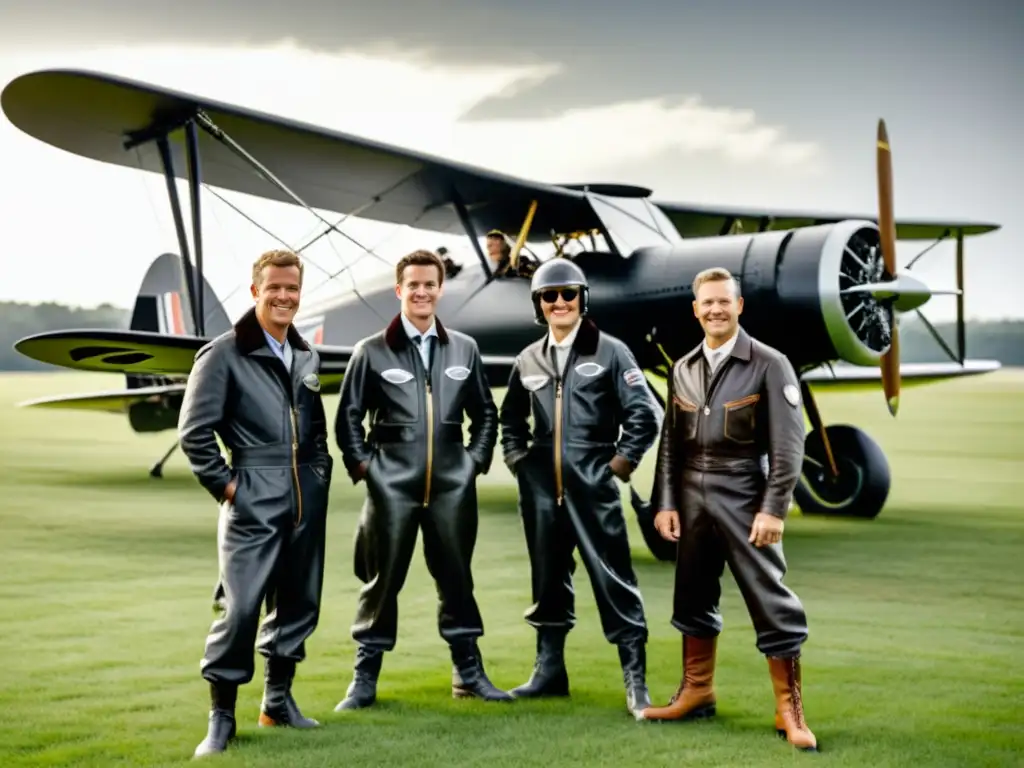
[1,68,1001,561]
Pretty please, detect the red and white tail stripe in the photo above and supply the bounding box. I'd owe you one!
[156,292,187,336]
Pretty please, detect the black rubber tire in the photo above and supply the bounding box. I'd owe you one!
[793,424,891,519]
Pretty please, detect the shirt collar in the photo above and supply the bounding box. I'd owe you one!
[401,312,437,342]
[703,329,738,361]
[262,327,289,352]
[547,318,581,350]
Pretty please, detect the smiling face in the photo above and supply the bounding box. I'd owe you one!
[251,262,302,337]
[539,285,582,331]
[693,275,742,343]
[396,263,443,324]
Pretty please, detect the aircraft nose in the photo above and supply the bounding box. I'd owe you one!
[839,269,961,314]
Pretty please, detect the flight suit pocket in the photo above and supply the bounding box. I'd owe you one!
[723,394,759,444]
[672,395,699,440]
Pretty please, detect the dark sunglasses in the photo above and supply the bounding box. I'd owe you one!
[540,288,579,304]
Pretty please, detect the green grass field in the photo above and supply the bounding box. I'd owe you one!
[1,370,1022,767]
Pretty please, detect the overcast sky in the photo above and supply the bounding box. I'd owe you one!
[0,0,1020,324]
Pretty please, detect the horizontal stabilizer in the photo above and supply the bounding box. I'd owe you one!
[802,359,1001,391]
[18,383,187,414]
[15,329,207,375]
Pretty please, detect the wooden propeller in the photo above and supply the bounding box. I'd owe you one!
[876,119,900,416]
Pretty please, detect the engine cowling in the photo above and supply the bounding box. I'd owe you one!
[616,219,894,369]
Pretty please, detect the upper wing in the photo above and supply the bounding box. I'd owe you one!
[655,201,1000,242]
[0,68,600,241]
[801,359,1001,392]
[1,69,999,245]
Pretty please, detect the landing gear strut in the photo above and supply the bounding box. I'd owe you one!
[794,382,891,519]
[149,441,179,478]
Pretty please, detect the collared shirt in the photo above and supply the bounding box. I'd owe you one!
[547,318,581,376]
[401,312,438,369]
[702,329,738,375]
[262,327,293,371]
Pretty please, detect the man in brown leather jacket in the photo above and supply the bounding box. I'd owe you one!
[638,267,817,752]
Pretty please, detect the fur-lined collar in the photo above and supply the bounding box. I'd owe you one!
[233,306,311,355]
[384,312,451,349]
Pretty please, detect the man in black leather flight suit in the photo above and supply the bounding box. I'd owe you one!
[178,249,334,758]
[334,248,512,708]
[499,258,661,717]
[638,267,817,752]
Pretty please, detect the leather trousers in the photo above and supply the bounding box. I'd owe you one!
[201,462,330,684]
[350,439,485,649]
[671,465,808,657]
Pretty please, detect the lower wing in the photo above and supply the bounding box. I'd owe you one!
[801,359,1001,392]
[14,329,356,380]
[18,383,187,414]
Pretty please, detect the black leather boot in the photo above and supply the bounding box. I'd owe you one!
[334,645,383,711]
[509,629,570,698]
[617,638,651,717]
[258,657,319,728]
[193,682,237,758]
[451,639,514,701]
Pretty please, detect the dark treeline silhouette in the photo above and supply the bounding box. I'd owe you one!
[0,300,1021,372]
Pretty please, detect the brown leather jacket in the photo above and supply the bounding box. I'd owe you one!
[653,327,805,519]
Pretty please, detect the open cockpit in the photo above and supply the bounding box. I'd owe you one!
[460,185,685,283]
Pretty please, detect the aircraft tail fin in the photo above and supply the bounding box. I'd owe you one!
[127,252,231,390]
[129,252,231,337]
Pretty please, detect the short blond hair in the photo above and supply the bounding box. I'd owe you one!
[252,249,304,285]
[692,266,739,297]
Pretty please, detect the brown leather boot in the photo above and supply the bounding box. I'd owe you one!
[637,635,716,721]
[767,656,817,751]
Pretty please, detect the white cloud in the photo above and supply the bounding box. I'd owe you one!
[0,41,824,315]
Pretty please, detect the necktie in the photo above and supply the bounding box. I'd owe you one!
[413,335,433,370]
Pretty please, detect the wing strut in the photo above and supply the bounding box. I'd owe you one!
[452,187,490,274]
[509,199,538,270]
[153,134,203,337]
[185,120,204,337]
[955,228,965,363]
[127,112,208,338]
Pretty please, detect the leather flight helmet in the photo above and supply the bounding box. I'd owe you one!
[530,258,589,325]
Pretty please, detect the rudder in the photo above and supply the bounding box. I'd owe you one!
[126,253,230,433]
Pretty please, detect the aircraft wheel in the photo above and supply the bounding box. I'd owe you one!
[793,424,890,519]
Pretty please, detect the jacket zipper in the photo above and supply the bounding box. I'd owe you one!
[423,371,434,508]
[554,379,564,506]
[290,405,302,527]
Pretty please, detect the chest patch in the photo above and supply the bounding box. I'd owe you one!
[302,372,321,392]
[574,361,605,377]
[444,365,471,381]
[521,374,550,392]
[381,368,415,385]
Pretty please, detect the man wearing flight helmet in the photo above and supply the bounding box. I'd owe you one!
[498,257,661,716]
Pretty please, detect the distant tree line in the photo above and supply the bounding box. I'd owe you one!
[0,300,1022,372]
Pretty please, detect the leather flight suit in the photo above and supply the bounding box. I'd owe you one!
[640,327,817,751]
[500,317,661,712]
[654,326,808,654]
[334,312,511,706]
[178,307,333,753]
